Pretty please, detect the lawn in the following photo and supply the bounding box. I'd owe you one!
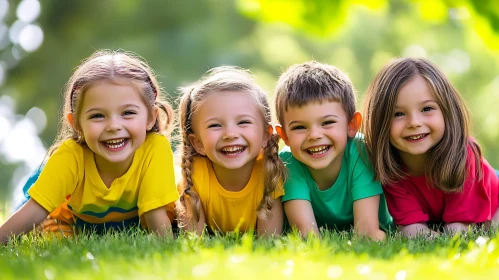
[1,228,498,279]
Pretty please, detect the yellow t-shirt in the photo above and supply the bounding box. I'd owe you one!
[192,153,284,233]
[28,133,179,230]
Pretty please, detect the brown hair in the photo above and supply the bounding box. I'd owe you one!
[362,57,481,192]
[175,66,286,227]
[47,50,174,157]
[275,61,356,127]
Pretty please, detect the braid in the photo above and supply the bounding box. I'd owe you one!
[257,133,286,219]
[151,100,175,137]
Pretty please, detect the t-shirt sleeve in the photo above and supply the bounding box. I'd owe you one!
[383,183,429,225]
[280,148,311,202]
[349,139,383,200]
[27,142,79,212]
[443,147,498,223]
[138,135,179,216]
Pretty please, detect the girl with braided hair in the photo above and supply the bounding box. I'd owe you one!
[0,50,178,243]
[175,66,285,236]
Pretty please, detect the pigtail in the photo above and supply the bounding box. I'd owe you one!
[257,133,286,220]
[151,100,175,137]
[175,91,202,228]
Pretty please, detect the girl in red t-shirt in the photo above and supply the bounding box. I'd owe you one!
[362,57,499,238]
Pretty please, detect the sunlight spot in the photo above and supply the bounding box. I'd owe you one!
[347,240,352,246]
[86,252,95,260]
[327,265,343,279]
[439,260,452,271]
[487,242,496,252]
[475,236,489,246]
[282,267,293,277]
[402,45,427,58]
[395,270,406,280]
[286,260,294,267]
[356,265,371,275]
[192,264,213,277]
[453,253,460,260]
[16,0,40,23]
[44,268,54,280]
[228,254,245,264]
[18,24,43,52]
[0,0,9,21]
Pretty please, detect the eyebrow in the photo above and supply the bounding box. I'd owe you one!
[395,99,438,108]
[84,104,141,114]
[287,114,339,127]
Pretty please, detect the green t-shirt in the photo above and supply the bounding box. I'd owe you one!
[279,136,393,231]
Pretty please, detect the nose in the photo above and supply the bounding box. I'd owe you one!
[222,126,238,140]
[105,116,122,132]
[407,113,422,128]
[307,126,322,140]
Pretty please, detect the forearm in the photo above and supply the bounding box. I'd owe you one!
[143,207,173,239]
[257,199,284,237]
[355,226,386,241]
[0,199,49,244]
[443,222,470,234]
[398,223,438,238]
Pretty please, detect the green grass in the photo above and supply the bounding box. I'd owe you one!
[1,228,499,279]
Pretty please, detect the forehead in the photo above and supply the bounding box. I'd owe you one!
[396,75,436,105]
[283,100,347,123]
[195,90,262,116]
[80,79,145,109]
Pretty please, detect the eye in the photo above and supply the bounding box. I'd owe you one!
[89,113,104,119]
[208,123,221,128]
[393,112,404,117]
[290,125,306,130]
[123,110,137,116]
[238,120,252,125]
[422,106,435,112]
[322,120,336,126]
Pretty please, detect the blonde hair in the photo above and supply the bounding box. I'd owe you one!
[48,50,174,156]
[275,61,356,127]
[175,66,286,227]
[362,57,481,192]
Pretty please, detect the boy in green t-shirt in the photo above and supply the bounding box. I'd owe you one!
[274,61,392,240]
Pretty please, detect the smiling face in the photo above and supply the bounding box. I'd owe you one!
[76,79,156,172]
[281,100,357,174]
[389,74,445,164]
[189,90,270,173]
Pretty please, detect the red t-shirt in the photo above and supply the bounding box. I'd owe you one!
[383,145,499,225]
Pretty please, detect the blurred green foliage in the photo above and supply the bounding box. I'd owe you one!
[1,0,499,206]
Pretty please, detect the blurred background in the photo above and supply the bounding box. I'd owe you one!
[1,0,499,217]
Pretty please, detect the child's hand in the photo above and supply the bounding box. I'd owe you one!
[443,222,470,235]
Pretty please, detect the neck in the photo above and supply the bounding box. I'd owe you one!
[308,153,343,191]
[94,154,133,188]
[399,152,427,177]
[212,159,256,192]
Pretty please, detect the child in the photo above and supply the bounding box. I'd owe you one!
[0,50,179,244]
[274,61,392,240]
[362,57,499,237]
[175,66,286,237]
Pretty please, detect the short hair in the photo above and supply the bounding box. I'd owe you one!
[275,61,356,127]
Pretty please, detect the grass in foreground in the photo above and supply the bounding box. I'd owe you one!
[1,228,498,279]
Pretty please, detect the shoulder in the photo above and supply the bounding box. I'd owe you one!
[142,133,171,148]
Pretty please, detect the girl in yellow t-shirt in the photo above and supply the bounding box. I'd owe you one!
[0,50,179,244]
[176,66,286,237]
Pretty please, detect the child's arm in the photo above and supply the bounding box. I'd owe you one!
[443,222,470,234]
[257,198,283,237]
[182,205,206,236]
[284,200,320,237]
[398,223,439,238]
[143,206,173,238]
[353,195,386,241]
[0,199,49,244]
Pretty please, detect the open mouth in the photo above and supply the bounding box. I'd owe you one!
[102,138,128,149]
[220,146,246,156]
[306,145,330,155]
[404,134,428,141]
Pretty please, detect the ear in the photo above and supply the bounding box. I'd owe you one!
[188,133,206,156]
[347,112,362,138]
[262,124,273,148]
[67,113,75,129]
[147,107,159,131]
[275,125,289,146]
